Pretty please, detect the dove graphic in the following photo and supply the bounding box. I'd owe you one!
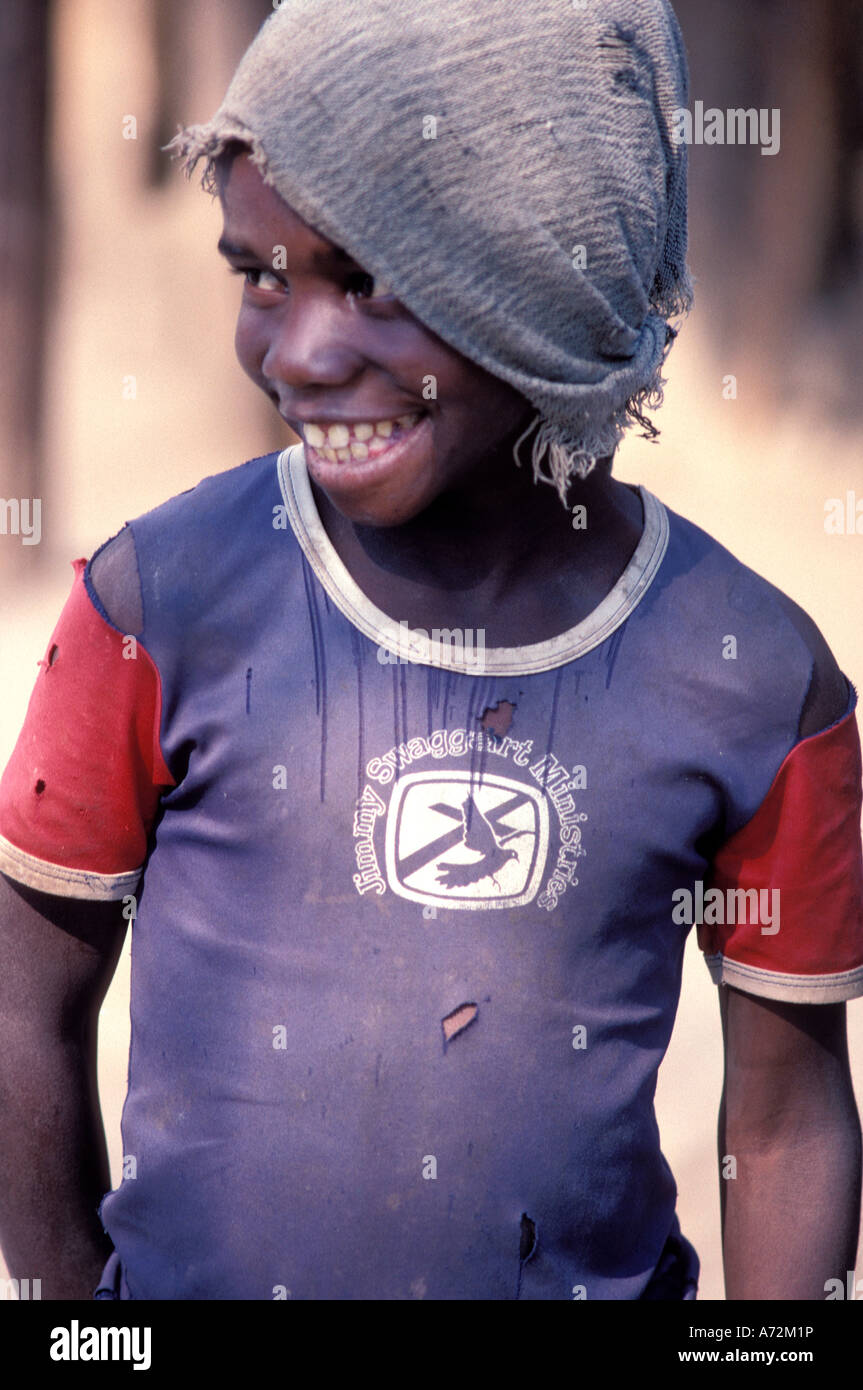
[434,793,532,890]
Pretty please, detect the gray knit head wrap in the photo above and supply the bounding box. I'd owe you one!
[170,0,693,499]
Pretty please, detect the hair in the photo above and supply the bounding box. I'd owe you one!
[206,138,251,193]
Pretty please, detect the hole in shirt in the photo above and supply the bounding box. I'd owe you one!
[441,1002,478,1047]
[479,700,516,739]
[47,644,58,667]
[34,780,46,795]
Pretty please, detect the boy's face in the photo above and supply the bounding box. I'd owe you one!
[219,155,534,527]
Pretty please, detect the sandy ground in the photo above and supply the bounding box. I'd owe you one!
[1,0,862,1300]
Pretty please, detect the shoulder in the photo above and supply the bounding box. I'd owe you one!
[88,525,142,635]
[768,588,849,737]
[133,450,283,535]
[86,450,285,633]
[657,500,850,738]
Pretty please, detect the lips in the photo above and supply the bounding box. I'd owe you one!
[301,413,425,463]
[300,411,434,507]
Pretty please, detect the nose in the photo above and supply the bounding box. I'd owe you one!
[259,294,363,398]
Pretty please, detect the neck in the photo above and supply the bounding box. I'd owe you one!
[312,446,627,598]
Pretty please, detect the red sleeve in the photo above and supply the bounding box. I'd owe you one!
[0,560,175,900]
[698,701,863,1003]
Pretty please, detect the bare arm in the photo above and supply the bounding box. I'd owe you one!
[718,585,862,1297]
[0,871,128,1299]
[719,985,862,1299]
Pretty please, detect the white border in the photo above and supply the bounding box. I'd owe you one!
[382,769,549,911]
[0,833,141,901]
[277,445,670,676]
[703,951,863,1004]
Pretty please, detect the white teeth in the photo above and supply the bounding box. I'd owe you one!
[304,412,424,461]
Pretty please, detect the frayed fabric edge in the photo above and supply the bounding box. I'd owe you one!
[513,414,626,501]
[162,118,273,193]
[512,312,678,503]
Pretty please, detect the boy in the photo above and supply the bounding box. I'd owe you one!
[1,0,861,1301]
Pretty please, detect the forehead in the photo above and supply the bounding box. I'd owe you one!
[218,153,351,266]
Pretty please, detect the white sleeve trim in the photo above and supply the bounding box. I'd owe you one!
[0,834,141,901]
[703,951,863,1004]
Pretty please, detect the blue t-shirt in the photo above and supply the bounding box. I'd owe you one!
[2,445,861,1300]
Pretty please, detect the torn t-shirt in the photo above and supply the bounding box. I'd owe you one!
[1,445,862,1300]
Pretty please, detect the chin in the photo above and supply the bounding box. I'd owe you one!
[309,467,440,531]
[303,413,440,528]
[324,489,433,529]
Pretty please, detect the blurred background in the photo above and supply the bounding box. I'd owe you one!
[1,0,862,1300]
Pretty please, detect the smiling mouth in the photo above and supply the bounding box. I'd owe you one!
[301,413,426,463]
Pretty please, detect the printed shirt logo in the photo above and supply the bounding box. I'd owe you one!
[384,771,548,910]
[351,727,587,912]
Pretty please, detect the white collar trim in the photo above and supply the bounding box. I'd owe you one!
[276,444,669,676]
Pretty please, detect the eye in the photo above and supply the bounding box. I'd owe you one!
[229,267,285,293]
[344,269,393,301]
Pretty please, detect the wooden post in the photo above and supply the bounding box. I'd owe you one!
[0,1,50,570]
